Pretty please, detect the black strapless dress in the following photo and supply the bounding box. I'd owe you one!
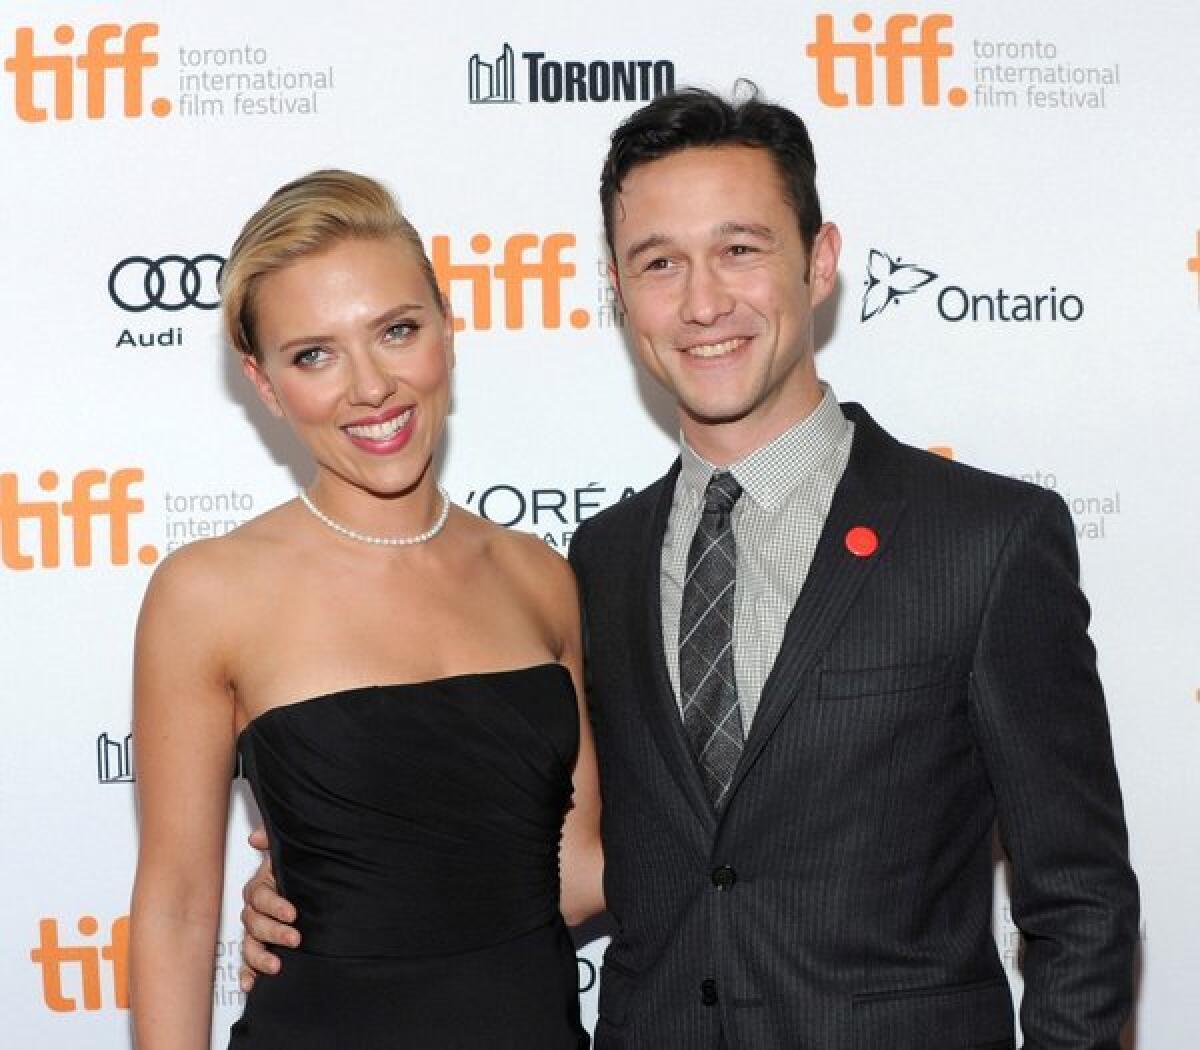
[228,663,588,1049]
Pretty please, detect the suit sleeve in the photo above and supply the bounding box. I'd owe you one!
[968,489,1138,1050]
[566,530,594,705]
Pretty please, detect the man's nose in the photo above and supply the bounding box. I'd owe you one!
[679,262,735,325]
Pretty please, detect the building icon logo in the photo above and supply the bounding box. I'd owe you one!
[97,731,134,783]
[860,249,938,321]
[468,43,516,103]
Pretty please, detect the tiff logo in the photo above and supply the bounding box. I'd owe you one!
[431,233,590,332]
[97,732,135,783]
[806,13,967,107]
[4,23,171,122]
[468,42,516,103]
[30,915,129,1012]
[0,468,159,570]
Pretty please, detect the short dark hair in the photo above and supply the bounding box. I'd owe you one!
[600,83,823,262]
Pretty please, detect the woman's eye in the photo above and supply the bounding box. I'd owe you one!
[385,321,417,340]
[292,346,326,367]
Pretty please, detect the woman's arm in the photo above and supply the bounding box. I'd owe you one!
[544,553,605,927]
[559,661,605,926]
[130,546,238,1049]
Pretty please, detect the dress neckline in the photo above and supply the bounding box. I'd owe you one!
[237,662,572,742]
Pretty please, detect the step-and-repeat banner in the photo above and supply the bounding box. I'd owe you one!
[2,2,1196,1045]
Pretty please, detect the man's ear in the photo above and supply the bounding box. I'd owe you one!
[241,355,284,418]
[808,222,841,307]
[607,260,627,313]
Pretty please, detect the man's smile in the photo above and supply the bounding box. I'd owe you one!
[679,336,750,358]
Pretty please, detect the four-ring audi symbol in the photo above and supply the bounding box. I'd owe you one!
[108,254,225,312]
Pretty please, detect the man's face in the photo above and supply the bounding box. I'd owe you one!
[610,145,839,463]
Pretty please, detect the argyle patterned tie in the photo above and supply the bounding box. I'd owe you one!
[680,471,745,809]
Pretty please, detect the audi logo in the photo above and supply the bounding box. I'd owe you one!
[108,254,225,312]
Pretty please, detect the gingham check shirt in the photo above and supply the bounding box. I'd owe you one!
[662,385,854,728]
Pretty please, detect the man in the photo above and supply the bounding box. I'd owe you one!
[241,87,1138,1049]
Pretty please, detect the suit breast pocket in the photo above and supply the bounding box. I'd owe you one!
[819,659,950,702]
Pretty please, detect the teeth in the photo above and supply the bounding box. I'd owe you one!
[684,338,743,358]
[345,409,412,440]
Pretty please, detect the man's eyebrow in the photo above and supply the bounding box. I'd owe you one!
[623,233,671,266]
[716,221,777,243]
[623,223,779,266]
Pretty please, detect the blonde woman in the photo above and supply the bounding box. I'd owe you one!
[130,171,601,1048]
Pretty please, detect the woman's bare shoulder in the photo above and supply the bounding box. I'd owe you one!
[465,514,579,657]
[456,507,573,589]
[140,502,299,618]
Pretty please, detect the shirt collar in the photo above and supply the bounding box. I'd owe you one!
[678,384,849,511]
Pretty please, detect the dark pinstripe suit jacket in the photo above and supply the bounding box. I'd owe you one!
[569,404,1137,1050]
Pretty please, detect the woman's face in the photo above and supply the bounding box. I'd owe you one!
[244,236,453,498]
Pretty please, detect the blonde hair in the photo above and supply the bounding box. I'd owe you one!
[220,170,442,359]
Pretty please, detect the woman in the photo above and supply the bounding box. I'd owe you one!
[129,171,603,1049]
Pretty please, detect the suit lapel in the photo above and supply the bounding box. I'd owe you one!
[631,460,719,836]
[727,405,907,802]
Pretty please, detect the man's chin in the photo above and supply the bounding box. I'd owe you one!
[680,402,755,428]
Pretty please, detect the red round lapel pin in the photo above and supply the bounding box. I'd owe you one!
[844,525,879,558]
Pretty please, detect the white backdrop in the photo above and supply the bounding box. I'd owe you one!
[2,1,1197,1046]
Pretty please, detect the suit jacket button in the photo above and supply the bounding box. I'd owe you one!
[711,865,737,889]
[700,978,718,1006]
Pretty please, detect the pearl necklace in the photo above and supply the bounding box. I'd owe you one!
[298,487,450,546]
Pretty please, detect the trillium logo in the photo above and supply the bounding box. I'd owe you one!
[859,248,1085,325]
[860,249,938,321]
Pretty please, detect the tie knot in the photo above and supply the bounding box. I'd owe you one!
[703,471,742,516]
